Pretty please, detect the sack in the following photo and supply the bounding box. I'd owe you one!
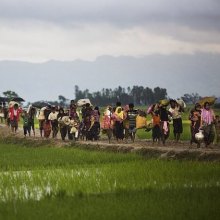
[159,99,170,106]
[136,115,147,129]
[198,97,216,106]
[70,127,77,134]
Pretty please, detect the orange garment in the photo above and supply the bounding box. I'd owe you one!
[153,115,160,126]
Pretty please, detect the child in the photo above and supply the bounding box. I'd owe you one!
[127,103,138,142]
[151,111,161,143]
[43,120,51,138]
[21,110,30,137]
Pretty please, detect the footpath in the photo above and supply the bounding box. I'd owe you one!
[1,124,220,161]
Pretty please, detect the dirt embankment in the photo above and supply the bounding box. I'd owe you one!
[1,125,220,162]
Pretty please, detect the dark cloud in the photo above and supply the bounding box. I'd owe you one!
[0,0,220,31]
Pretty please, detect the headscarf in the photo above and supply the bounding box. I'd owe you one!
[115,107,124,120]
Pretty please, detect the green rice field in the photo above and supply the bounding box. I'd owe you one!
[0,140,220,220]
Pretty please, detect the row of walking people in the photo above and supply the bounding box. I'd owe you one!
[0,100,219,147]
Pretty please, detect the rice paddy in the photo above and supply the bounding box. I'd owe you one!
[0,141,220,220]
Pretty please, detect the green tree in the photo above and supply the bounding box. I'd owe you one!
[58,95,68,106]
[181,93,201,104]
[3,91,19,99]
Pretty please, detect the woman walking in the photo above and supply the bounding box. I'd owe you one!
[157,104,171,145]
[189,103,202,147]
[201,102,215,147]
[114,106,124,142]
[169,100,184,142]
[9,103,22,133]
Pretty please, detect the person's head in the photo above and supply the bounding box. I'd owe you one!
[108,106,112,112]
[31,107,36,113]
[85,103,90,108]
[51,106,56,113]
[204,102,210,110]
[117,107,122,113]
[23,110,27,115]
[14,104,19,110]
[94,106,99,111]
[170,99,176,108]
[129,103,134,110]
[195,103,201,111]
[216,115,219,121]
[59,108,64,114]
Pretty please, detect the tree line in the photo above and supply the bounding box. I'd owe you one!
[1,89,219,108]
[75,85,167,106]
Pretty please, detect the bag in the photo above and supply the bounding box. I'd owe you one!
[136,115,147,129]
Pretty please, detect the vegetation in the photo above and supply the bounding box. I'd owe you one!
[0,141,220,219]
[74,85,168,106]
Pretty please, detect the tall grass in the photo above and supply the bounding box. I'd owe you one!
[0,140,220,219]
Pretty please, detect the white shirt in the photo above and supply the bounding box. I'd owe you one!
[48,112,58,121]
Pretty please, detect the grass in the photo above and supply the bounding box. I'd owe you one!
[0,140,220,219]
[137,121,192,140]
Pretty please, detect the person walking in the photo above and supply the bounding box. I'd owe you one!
[201,102,215,147]
[169,100,184,142]
[189,103,202,147]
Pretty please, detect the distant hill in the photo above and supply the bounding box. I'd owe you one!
[0,53,219,102]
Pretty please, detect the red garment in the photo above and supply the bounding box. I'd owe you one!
[9,107,22,121]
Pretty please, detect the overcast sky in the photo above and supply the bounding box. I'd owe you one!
[0,0,220,62]
[0,0,220,102]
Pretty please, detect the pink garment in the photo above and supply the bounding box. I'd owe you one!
[201,108,214,125]
[102,115,112,129]
[163,121,169,135]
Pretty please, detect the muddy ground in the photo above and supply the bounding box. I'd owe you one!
[1,125,220,161]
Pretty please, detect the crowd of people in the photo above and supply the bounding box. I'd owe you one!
[0,98,219,148]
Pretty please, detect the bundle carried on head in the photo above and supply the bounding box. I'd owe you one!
[198,97,217,106]
[159,99,170,106]
[77,99,92,107]
[8,101,19,108]
[176,99,186,108]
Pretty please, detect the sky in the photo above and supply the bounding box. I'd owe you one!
[0,0,220,102]
[0,0,220,62]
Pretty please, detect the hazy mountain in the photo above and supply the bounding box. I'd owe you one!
[0,53,219,103]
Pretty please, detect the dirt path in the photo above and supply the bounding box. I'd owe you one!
[1,124,220,161]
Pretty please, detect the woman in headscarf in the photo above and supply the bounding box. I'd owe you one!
[189,103,202,147]
[88,106,101,141]
[114,106,124,141]
[201,102,215,147]
[102,106,113,143]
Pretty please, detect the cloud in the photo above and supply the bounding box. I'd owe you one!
[0,0,220,61]
[0,0,219,29]
[1,20,220,62]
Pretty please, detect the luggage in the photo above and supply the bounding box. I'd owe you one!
[136,115,147,129]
